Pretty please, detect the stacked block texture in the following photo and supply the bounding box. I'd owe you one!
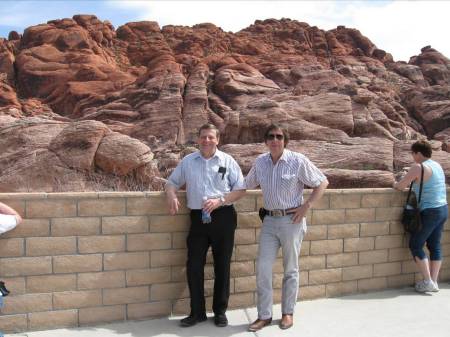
[0,189,449,332]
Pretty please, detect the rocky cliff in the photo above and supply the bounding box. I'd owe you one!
[0,15,449,191]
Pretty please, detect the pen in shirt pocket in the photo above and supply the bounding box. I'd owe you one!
[218,166,226,180]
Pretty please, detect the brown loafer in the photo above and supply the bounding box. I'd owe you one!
[248,318,272,331]
[280,314,293,330]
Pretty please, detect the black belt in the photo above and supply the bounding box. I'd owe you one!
[191,205,234,213]
[265,207,298,217]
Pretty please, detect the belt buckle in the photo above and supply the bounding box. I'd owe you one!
[272,209,284,217]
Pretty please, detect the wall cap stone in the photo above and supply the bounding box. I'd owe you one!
[3,188,447,199]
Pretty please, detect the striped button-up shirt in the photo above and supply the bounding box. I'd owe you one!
[245,149,326,210]
[166,149,245,209]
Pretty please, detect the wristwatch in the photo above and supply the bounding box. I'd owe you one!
[219,196,226,205]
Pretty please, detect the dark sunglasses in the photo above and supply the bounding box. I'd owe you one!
[267,134,284,140]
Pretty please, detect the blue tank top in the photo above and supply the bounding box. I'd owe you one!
[412,159,447,210]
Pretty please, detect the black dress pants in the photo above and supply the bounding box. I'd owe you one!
[186,205,237,316]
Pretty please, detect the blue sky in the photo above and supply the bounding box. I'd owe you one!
[0,1,140,36]
[1,1,449,62]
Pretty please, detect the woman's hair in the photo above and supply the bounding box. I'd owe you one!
[264,124,290,146]
[411,140,432,158]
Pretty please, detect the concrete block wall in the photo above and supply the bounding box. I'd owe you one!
[0,189,449,333]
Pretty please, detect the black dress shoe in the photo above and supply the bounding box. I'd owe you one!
[180,314,207,327]
[214,313,228,327]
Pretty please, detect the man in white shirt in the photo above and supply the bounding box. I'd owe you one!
[246,124,328,331]
[165,124,245,327]
[0,202,21,234]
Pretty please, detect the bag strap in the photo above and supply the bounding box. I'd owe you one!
[417,163,424,203]
[406,182,413,204]
[405,163,424,205]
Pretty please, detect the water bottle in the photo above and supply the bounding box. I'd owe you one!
[201,196,212,224]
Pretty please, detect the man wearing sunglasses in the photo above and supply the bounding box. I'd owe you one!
[165,124,245,328]
[246,124,328,331]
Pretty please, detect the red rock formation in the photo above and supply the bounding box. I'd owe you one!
[222,137,395,187]
[15,15,135,117]
[0,15,449,191]
[0,117,160,192]
[435,128,450,152]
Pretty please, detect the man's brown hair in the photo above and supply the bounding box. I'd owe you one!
[198,123,220,138]
[264,124,289,146]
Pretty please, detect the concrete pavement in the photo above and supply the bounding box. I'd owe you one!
[6,284,450,337]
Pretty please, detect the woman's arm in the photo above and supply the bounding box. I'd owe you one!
[393,163,421,190]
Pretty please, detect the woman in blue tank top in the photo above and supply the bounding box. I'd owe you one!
[394,140,448,293]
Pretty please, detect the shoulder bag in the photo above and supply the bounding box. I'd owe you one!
[401,164,423,234]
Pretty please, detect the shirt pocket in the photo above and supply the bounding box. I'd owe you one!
[214,166,230,190]
[280,172,297,190]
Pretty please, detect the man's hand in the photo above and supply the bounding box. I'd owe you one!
[167,197,180,215]
[165,185,180,215]
[291,179,328,223]
[292,203,310,223]
[203,198,221,214]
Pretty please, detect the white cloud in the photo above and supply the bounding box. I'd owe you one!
[109,0,450,61]
[348,1,450,61]
[109,1,346,31]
